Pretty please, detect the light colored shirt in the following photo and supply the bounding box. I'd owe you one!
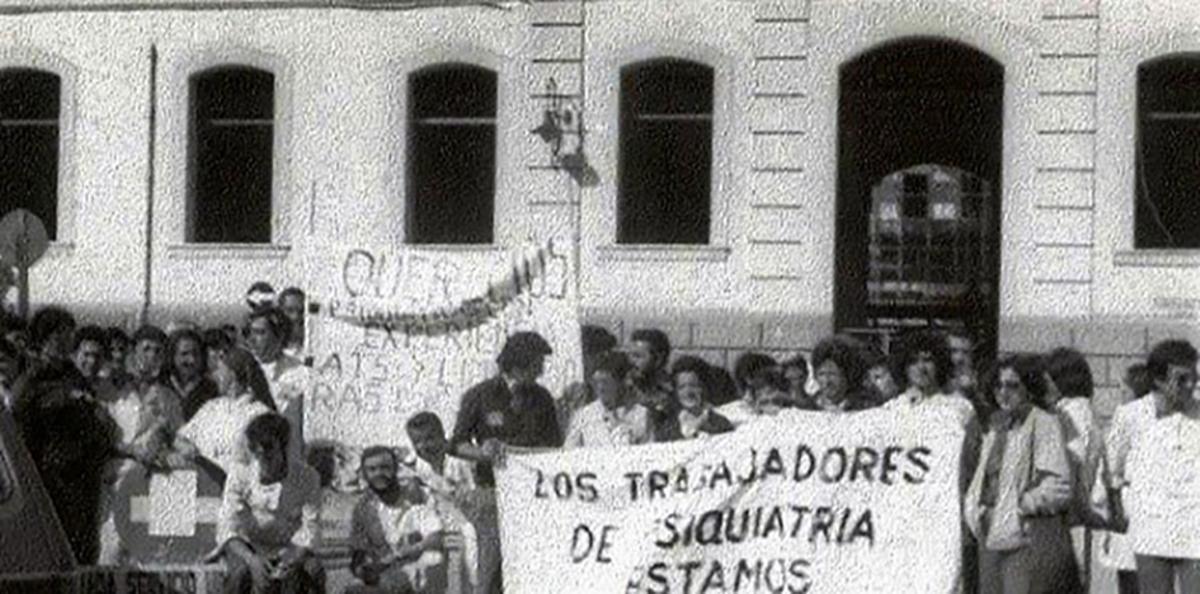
[178,394,271,473]
[412,455,476,500]
[216,461,322,556]
[565,399,652,449]
[886,388,976,429]
[965,407,1071,551]
[258,354,307,467]
[1107,393,1200,558]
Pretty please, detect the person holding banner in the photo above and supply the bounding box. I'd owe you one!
[565,350,652,448]
[805,335,876,413]
[717,352,794,427]
[450,331,562,594]
[1105,340,1200,594]
[660,355,734,440]
[964,354,1081,594]
[625,328,678,440]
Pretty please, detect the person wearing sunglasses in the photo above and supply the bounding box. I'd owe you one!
[964,354,1081,594]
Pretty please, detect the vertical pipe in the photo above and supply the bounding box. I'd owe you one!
[140,44,158,324]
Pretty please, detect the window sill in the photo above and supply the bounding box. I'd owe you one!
[166,243,292,260]
[597,244,731,263]
[1113,249,1200,269]
[403,243,507,253]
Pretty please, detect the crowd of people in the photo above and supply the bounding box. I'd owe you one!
[0,283,1196,594]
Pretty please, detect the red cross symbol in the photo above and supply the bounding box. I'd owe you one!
[113,463,225,565]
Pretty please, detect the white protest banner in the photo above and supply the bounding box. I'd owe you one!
[306,240,581,474]
[497,407,965,594]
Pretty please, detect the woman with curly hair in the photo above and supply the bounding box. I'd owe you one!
[964,354,1081,594]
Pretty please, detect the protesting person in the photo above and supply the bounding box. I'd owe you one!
[625,328,677,439]
[172,347,276,476]
[71,324,117,400]
[25,305,76,366]
[884,330,977,425]
[102,325,184,467]
[948,329,990,420]
[1098,362,1154,594]
[806,335,875,413]
[884,329,982,593]
[405,412,479,592]
[1043,347,1105,587]
[779,353,813,407]
[103,326,133,389]
[277,287,306,359]
[213,413,324,594]
[717,351,792,426]
[565,350,652,448]
[964,354,1081,594]
[556,324,618,434]
[14,357,115,566]
[246,306,307,467]
[349,446,451,594]
[863,347,900,404]
[451,331,562,594]
[1104,340,1200,594]
[660,355,734,440]
[167,328,220,422]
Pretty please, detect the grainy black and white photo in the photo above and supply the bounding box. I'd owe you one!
[0,1,1197,593]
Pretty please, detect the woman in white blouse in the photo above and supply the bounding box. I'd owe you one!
[171,347,277,476]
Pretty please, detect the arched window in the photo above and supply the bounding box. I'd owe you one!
[188,66,274,244]
[1136,55,1200,249]
[0,69,61,240]
[618,58,713,245]
[407,63,497,245]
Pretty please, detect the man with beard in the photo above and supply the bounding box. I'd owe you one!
[166,328,220,422]
[626,328,677,441]
[348,446,449,594]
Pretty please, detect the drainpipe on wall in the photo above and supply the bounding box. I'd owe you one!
[140,44,158,325]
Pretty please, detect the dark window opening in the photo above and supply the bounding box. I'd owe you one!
[617,58,713,245]
[837,38,1003,361]
[0,69,60,240]
[407,63,496,245]
[189,66,274,244]
[1136,56,1200,249]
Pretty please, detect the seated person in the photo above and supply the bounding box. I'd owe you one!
[212,413,324,594]
[406,412,479,589]
[349,446,453,594]
[661,356,735,440]
[171,347,276,477]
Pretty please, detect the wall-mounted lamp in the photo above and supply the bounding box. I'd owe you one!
[530,78,599,187]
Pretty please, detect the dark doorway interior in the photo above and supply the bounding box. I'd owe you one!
[836,38,1003,362]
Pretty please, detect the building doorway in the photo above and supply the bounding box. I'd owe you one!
[836,38,1003,361]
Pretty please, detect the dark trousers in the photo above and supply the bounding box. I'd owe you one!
[1134,555,1200,594]
[224,553,326,594]
[977,517,1082,594]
